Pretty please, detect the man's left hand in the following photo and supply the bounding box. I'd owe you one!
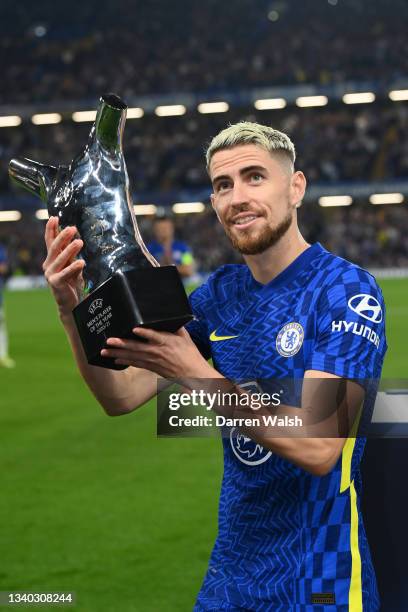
[101,327,215,379]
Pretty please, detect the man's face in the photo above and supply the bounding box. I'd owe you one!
[153,219,174,243]
[210,144,304,255]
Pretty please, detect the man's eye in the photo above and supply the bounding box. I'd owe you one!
[250,173,263,182]
[217,182,230,192]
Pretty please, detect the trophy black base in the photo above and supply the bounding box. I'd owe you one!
[73,266,194,370]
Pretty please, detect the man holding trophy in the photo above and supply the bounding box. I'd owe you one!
[11,96,386,610]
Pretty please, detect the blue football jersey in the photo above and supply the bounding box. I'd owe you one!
[147,239,193,266]
[186,243,387,612]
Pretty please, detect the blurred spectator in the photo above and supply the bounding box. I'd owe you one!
[147,213,195,279]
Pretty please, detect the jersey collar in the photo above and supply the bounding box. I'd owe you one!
[246,242,325,292]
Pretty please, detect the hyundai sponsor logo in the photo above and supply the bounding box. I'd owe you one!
[348,293,382,323]
[331,320,380,348]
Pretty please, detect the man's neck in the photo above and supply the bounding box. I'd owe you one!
[243,229,310,285]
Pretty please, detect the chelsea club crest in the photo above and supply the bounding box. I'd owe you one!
[276,322,304,357]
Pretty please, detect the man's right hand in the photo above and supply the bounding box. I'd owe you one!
[42,217,158,416]
[43,217,85,322]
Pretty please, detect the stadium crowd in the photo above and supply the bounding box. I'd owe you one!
[0,0,407,276]
[1,202,407,277]
[0,0,406,104]
[1,103,407,198]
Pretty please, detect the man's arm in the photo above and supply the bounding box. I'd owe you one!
[208,369,363,476]
[175,369,361,476]
[101,328,360,474]
[62,313,158,415]
[177,263,194,278]
[43,217,158,416]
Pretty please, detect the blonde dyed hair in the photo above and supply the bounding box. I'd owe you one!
[205,121,296,171]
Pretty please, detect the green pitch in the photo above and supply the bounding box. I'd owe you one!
[0,279,406,611]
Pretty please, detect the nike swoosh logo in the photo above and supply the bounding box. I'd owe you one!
[209,329,239,342]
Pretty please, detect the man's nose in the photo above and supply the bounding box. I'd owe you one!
[229,181,248,207]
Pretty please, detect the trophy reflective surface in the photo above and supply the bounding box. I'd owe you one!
[9,93,193,369]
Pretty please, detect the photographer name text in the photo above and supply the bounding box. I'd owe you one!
[168,414,303,428]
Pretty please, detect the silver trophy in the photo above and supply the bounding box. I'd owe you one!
[9,94,193,369]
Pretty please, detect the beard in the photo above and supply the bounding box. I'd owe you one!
[225,209,293,255]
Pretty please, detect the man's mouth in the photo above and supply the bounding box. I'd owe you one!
[230,213,261,229]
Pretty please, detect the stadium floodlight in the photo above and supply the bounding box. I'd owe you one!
[254,98,287,110]
[318,195,353,207]
[0,115,22,127]
[369,193,404,205]
[72,110,97,122]
[389,89,408,102]
[127,107,144,119]
[173,202,205,214]
[0,210,22,222]
[35,209,49,220]
[31,113,62,125]
[155,105,186,117]
[296,96,328,107]
[133,204,157,215]
[197,102,229,114]
[342,92,375,104]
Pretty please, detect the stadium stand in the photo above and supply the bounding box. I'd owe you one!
[0,0,406,275]
[0,0,407,102]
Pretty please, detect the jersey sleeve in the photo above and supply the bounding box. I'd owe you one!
[185,283,212,360]
[305,266,387,380]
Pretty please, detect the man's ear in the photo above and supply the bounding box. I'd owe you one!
[290,171,307,208]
